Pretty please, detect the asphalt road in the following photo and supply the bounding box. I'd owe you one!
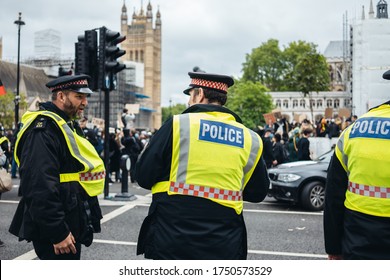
[0,177,326,260]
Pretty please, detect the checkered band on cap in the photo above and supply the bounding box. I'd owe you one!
[49,79,89,91]
[79,171,106,181]
[169,181,242,201]
[348,181,390,199]
[190,78,229,93]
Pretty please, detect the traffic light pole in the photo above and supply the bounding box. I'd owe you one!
[103,88,110,199]
[95,26,126,199]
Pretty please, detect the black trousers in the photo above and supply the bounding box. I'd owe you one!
[33,239,82,260]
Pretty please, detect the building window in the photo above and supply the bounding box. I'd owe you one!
[141,50,144,62]
[293,99,298,108]
[300,99,306,108]
[327,99,333,108]
[276,99,281,108]
[283,99,289,109]
[130,51,133,61]
[310,99,315,108]
[334,99,340,108]
[135,50,139,61]
[317,99,323,108]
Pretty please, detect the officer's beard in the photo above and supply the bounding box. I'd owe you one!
[63,98,84,120]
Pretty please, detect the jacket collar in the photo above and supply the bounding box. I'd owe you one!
[39,102,71,123]
[182,104,243,123]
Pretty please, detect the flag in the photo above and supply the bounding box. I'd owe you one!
[0,79,6,96]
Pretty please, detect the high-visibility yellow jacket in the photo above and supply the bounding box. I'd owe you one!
[0,136,9,145]
[15,111,105,196]
[335,103,390,217]
[152,111,263,214]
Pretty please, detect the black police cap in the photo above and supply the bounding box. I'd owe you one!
[46,74,93,95]
[183,72,234,95]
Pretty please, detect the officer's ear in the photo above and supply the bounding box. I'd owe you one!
[198,88,206,103]
[57,91,65,102]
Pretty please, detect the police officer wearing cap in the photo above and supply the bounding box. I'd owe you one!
[135,71,270,259]
[324,70,390,260]
[9,74,105,260]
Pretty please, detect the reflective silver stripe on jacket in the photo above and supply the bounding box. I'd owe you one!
[242,130,260,186]
[337,130,350,175]
[175,114,259,189]
[176,114,191,183]
[169,181,242,201]
[40,111,94,171]
[349,181,390,199]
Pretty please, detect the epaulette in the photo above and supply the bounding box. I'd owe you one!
[33,117,48,130]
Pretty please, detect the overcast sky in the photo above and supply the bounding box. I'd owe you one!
[1,0,369,106]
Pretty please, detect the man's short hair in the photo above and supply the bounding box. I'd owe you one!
[194,87,227,105]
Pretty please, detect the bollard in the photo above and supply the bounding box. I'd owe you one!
[113,154,136,201]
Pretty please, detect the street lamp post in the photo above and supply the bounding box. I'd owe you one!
[14,12,25,127]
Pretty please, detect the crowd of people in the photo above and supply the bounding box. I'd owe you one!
[0,115,153,187]
[69,114,153,184]
[257,114,358,168]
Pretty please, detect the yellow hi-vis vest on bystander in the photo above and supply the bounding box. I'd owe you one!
[14,111,105,197]
[152,112,263,215]
[0,136,9,146]
[335,103,390,217]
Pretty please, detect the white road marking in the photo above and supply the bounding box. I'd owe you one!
[244,209,323,215]
[0,200,19,204]
[13,250,39,260]
[248,249,327,259]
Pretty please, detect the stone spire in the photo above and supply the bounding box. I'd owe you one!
[140,0,144,16]
[156,5,161,27]
[369,0,375,18]
[121,0,128,25]
[362,5,366,19]
[147,0,153,19]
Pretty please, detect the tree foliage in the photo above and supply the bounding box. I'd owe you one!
[161,103,187,123]
[241,39,330,93]
[242,39,285,91]
[225,80,274,129]
[0,91,27,129]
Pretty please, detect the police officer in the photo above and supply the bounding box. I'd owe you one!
[324,71,390,260]
[79,116,99,148]
[135,71,270,259]
[9,75,105,260]
[0,129,10,171]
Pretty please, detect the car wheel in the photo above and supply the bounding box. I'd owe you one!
[300,181,325,211]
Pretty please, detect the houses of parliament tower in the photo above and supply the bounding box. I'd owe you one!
[120,0,162,129]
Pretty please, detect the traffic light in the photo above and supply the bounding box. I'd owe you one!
[75,30,98,90]
[98,26,126,91]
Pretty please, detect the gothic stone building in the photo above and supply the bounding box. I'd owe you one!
[120,0,162,130]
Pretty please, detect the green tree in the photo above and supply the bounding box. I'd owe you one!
[241,39,285,91]
[225,80,274,129]
[0,91,28,129]
[289,52,330,120]
[283,40,330,91]
[241,39,330,122]
[283,40,317,74]
[161,103,187,123]
[242,39,330,93]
